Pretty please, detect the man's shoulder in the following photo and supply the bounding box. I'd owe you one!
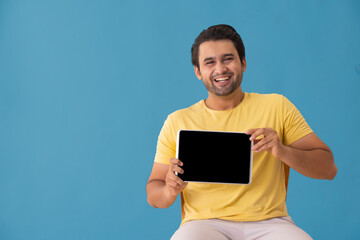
[247,92,287,105]
[168,100,203,119]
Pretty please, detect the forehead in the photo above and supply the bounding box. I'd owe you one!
[198,40,239,60]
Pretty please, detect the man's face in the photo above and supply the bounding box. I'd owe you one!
[195,40,246,97]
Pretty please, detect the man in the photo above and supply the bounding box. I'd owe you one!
[146,24,337,240]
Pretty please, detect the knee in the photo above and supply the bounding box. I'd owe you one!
[171,220,228,240]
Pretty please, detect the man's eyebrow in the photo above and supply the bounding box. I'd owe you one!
[203,57,215,62]
[223,53,235,58]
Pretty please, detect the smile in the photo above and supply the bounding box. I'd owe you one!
[214,76,230,82]
[213,75,232,84]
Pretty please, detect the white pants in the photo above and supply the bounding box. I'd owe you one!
[171,216,313,240]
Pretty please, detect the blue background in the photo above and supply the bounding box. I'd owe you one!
[1,0,359,239]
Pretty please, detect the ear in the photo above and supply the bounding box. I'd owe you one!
[241,58,247,72]
[194,66,202,80]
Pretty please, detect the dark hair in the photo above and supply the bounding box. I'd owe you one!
[191,24,245,69]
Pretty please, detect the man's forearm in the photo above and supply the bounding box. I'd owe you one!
[278,145,337,180]
[146,180,178,208]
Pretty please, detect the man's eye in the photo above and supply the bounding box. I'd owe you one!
[205,61,215,65]
[224,58,233,62]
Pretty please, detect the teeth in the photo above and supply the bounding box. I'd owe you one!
[214,77,230,82]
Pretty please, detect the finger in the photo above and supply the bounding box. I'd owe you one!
[171,164,184,174]
[253,136,272,148]
[249,128,265,141]
[167,169,184,180]
[245,128,256,134]
[169,159,184,174]
[170,158,183,166]
[167,179,182,188]
[252,137,273,152]
[255,141,275,153]
[167,174,186,187]
[253,139,261,145]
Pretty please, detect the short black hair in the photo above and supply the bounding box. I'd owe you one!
[191,24,245,69]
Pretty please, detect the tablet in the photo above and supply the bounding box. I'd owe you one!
[176,130,253,184]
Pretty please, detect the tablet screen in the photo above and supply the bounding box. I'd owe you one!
[176,130,253,184]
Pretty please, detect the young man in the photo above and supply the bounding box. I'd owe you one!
[146,24,337,240]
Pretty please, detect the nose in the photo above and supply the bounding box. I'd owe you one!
[215,62,228,75]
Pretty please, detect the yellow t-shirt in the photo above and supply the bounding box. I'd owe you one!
[154,93,313,225]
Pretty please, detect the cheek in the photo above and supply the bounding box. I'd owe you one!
[201,69,213,79]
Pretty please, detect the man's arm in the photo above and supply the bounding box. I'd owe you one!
[146,158,188,208]
[247,128,337,180]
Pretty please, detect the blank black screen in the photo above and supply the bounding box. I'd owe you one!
[177,130,252,184]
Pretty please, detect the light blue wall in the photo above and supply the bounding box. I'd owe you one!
[0,0,359,239]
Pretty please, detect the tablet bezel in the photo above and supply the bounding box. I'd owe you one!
[175,129,253,185]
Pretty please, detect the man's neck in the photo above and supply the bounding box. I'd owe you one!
[204,89,245,111]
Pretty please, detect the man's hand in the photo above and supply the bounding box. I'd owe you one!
[246,128,284,158]
[165,158,188,197]
[146,158,188,208]
[246,128,337,179]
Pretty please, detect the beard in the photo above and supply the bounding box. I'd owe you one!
[202,73,242,96]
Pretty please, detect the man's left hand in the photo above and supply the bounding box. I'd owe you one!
[246,128,285,158]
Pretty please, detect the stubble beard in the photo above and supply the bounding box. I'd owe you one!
[202,74,242,96]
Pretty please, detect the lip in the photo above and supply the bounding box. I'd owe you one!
[212,75,232,86]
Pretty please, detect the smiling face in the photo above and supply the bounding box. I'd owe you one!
[195,40,246,97]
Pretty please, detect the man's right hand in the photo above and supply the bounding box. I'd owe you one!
[146,158,188,208]
[165,158,188,196]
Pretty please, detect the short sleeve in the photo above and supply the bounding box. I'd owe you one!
[154,115,177,164]
[282,96,313,146]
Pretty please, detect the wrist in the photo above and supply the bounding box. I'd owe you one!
[277,144,295,168]
[276,143,288,160]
